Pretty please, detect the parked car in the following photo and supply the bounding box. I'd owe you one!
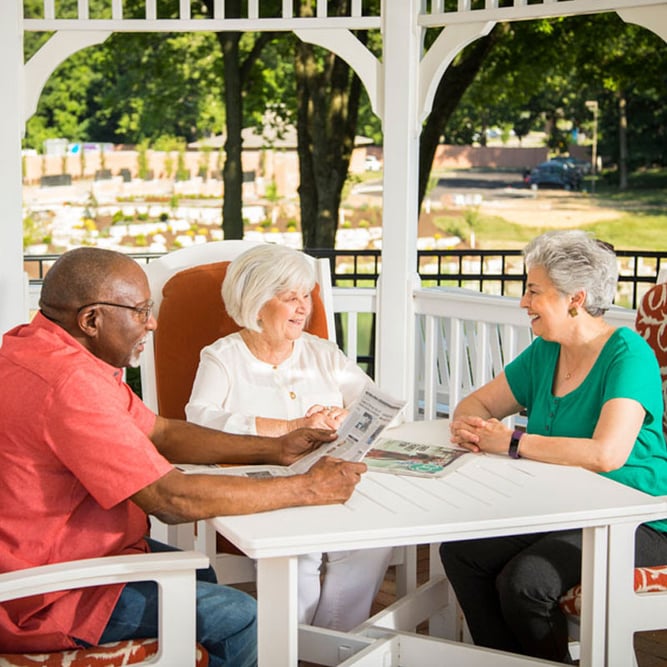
[550,155,592,175]
[528,160,582,191]
[364,155,382,172]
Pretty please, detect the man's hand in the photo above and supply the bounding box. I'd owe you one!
[303,456,366,504]
[274,427,337,466]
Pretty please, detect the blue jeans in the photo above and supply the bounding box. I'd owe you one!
[99,538,257,667]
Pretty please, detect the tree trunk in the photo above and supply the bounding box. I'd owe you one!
[296,1,362,249]
[218,30,244,240]
[418,28,502,212]
[206,0,276,240]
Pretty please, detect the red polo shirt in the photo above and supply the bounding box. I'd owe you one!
[0,313,174,652]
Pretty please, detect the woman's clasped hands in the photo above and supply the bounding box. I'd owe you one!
[449,415,512,455]
[298,404,348,430]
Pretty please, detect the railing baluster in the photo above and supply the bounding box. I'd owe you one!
[112,0,123,19]
[145,0,157,20]
[248,0,259,19]
[423,315,438,419]
[346,312,359,362]
[282,0,293,18]
[78,0,89,20]
[180,0,191,19]
[475,322,491,387]
[44,0,55,20]
[449,317,464,414]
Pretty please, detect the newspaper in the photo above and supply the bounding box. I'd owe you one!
[176,383,406,478]
[364,438,468,478]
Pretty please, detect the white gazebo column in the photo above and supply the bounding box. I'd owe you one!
[375,0,422,411]
[0,1,27,333]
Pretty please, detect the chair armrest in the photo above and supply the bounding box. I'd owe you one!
[0,551,209,667]
[0,550,209,601]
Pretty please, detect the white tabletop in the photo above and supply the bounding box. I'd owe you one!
[209,419,667,667]
[211,419,667,558]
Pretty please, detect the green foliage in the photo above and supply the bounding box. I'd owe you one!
[442,15,667,172]
[136,140,150,180]
[22,210,51,248]
[265,180,279,203]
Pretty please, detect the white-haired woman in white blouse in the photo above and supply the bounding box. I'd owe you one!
[186,243,393,632]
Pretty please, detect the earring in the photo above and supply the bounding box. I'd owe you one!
[568,306,578,317]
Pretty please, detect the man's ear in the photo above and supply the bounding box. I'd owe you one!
[77,306,99,337]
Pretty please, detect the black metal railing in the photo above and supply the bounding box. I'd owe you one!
[304,248,667,309]
[24,248,667,309]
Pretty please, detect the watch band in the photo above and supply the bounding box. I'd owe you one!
[509,429,524,459]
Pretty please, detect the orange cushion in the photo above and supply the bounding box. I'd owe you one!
[559,565,667,617]
[0,638,209,666]
[154,260,329,419]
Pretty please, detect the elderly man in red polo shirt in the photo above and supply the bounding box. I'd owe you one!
[0,247,365,666]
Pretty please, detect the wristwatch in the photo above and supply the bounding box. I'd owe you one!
[508,430,524,459]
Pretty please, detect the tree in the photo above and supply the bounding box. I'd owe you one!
[295,1,375,249]
[418,26,506,210]
[202,0,282,239]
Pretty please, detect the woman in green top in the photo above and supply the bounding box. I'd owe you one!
[440,230,667,663]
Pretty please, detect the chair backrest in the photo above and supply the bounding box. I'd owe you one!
[139,241,335,419]
[635,281,667,435]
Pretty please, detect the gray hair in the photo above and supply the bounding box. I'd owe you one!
[523,230,618,317]
[222,244,316,332]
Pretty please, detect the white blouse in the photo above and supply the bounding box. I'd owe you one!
[185,332,371,435]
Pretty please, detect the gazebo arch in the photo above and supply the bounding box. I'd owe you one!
[2,0,666,405]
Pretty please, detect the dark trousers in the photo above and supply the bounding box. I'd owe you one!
[440,525,667,663]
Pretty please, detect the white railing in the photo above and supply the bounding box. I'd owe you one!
[413,287,637,421]
[419,0,663,26]
[23,0,382,30]
[27,281,638,418]
[23,0,656,27]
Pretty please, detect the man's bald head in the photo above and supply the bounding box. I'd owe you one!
[40,247,143,317]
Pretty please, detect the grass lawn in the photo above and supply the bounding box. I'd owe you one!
[431,167,667,251]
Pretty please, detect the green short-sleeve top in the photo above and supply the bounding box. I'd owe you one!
[505,327,667,532]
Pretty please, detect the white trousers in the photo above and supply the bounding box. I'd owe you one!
[298,546,394,631]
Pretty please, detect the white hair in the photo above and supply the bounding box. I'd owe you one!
[523,230,618,316]
[222,244,316,332]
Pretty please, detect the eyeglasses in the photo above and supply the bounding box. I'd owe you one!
[77,300,154,324]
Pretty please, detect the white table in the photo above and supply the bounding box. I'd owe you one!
[209,420,667,666]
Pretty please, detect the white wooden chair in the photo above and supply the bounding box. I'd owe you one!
[559,280,667,665]
[139,240,336,584]
[0,551,209,666]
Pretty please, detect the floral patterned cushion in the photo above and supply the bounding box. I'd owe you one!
[559,565,667,617]
[0,638,209,667]
[635,281,667,434]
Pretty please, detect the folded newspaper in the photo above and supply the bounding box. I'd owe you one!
[176,383,406,478]
[363,438,467,478]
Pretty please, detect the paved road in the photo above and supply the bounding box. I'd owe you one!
[352,169,531,200]
[435,171,528,192]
